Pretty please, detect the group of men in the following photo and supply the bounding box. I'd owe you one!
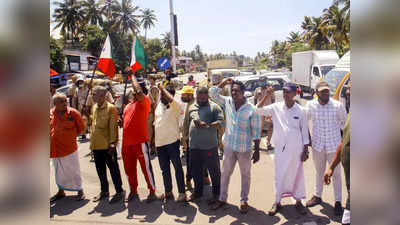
[49,69,350,224]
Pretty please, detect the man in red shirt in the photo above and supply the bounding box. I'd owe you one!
[50,93,86,202]
[122,69,159,203]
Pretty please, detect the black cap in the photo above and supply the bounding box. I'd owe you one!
[283,82,297,92]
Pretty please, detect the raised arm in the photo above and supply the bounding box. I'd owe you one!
[129,71,144,102]
[210,77,233,108]
[157,83,174,103]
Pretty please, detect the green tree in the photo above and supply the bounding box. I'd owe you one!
[287,31,302,43]
[112,0,142,36]
[161,32,171,50]
[141,8,157,41]
[52,0,85,43]
[81,25,106,57]
[301,16,331,50]
[321,4,350,56]
[50,36,65,72]
[82,0,103,26]
[100,0,118,19]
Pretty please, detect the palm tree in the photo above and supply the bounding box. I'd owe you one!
[81,0,103,26]
[52,0,85,43]
[161,32,172,50]
[100,0,118,19]
[287,31,301,43]
[301,16,331,50]
[321,4,350,56]
[141,8,157,41]
[112,0,142,36]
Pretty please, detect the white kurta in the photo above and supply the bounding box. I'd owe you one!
[257,102,309,202]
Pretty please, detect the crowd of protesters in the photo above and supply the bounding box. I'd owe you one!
[50,69,350,225]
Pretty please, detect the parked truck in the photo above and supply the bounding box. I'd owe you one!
[207,59,239,79]
[292,50,339,97]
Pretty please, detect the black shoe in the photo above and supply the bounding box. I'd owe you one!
[125,192,139,202]
[160,192,174,202]
[295,201,307,215]
[306,196,322,207]
[146,192,161,203]
[188,193,201,202]
[109,190,125,204]
[268,203,281,216]
[92,192,109,202]
[334,201,343,216]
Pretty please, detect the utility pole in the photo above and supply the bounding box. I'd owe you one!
[169,0,177,74]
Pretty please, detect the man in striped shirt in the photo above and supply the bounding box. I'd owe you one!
[209,78,261,214]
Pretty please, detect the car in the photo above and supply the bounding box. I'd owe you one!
[56,84,72,96]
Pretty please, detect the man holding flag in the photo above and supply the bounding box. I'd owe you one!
[120,37,160,203]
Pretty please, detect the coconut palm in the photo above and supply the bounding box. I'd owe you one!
[301,16,331,50]
[52,0,85,43]
[112,0,142,36]
[141,8,157,41]
[81,0,103,26]
[100,0,118,19]
[321,4,350,56]
[161,32,172,50]
[287,31,302,43]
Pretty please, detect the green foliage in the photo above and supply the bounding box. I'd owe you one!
[143,37,171,71]
[50,36,65,72]
[266,0,350,68]
[81,25,106,57]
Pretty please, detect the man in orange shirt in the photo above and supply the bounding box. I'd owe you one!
[122,69,159,203]
[50,93,86,202]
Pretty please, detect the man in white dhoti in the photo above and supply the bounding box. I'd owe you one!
[256,82,310,216]
[50,93,86,202]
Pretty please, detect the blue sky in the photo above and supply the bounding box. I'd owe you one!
[50,0,335,57]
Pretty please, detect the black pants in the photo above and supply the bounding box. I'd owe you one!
[157,140,185,194]
[191,148,221,198]
[93,149,123,193]
[186,141,209,182]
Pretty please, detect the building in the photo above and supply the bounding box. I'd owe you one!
[176,56,193,72]
[63,49,97,72]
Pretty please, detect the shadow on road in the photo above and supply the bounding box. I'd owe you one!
[87,197,126,217]
[277,202,340,224]
[50,196,90,218]
[185,189,280,225]
[163,200,197,224]
[126,197,163,223]
[319,202,342,223]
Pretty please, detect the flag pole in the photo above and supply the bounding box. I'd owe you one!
[82,33,124,114]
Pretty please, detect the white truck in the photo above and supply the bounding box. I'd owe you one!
[292,50,339,97]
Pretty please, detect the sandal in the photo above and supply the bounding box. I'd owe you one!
[76,191,86,201]
[50,192,66,203]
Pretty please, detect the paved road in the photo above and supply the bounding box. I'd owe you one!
[50,76,344,225]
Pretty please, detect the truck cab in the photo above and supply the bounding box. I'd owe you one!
[323,51,351,110]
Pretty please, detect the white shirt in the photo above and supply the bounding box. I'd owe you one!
[306,98,347,153]
[257,102,309,149]
[154,100,181,147]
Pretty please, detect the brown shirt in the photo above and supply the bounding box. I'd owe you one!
[90,101,119,150]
